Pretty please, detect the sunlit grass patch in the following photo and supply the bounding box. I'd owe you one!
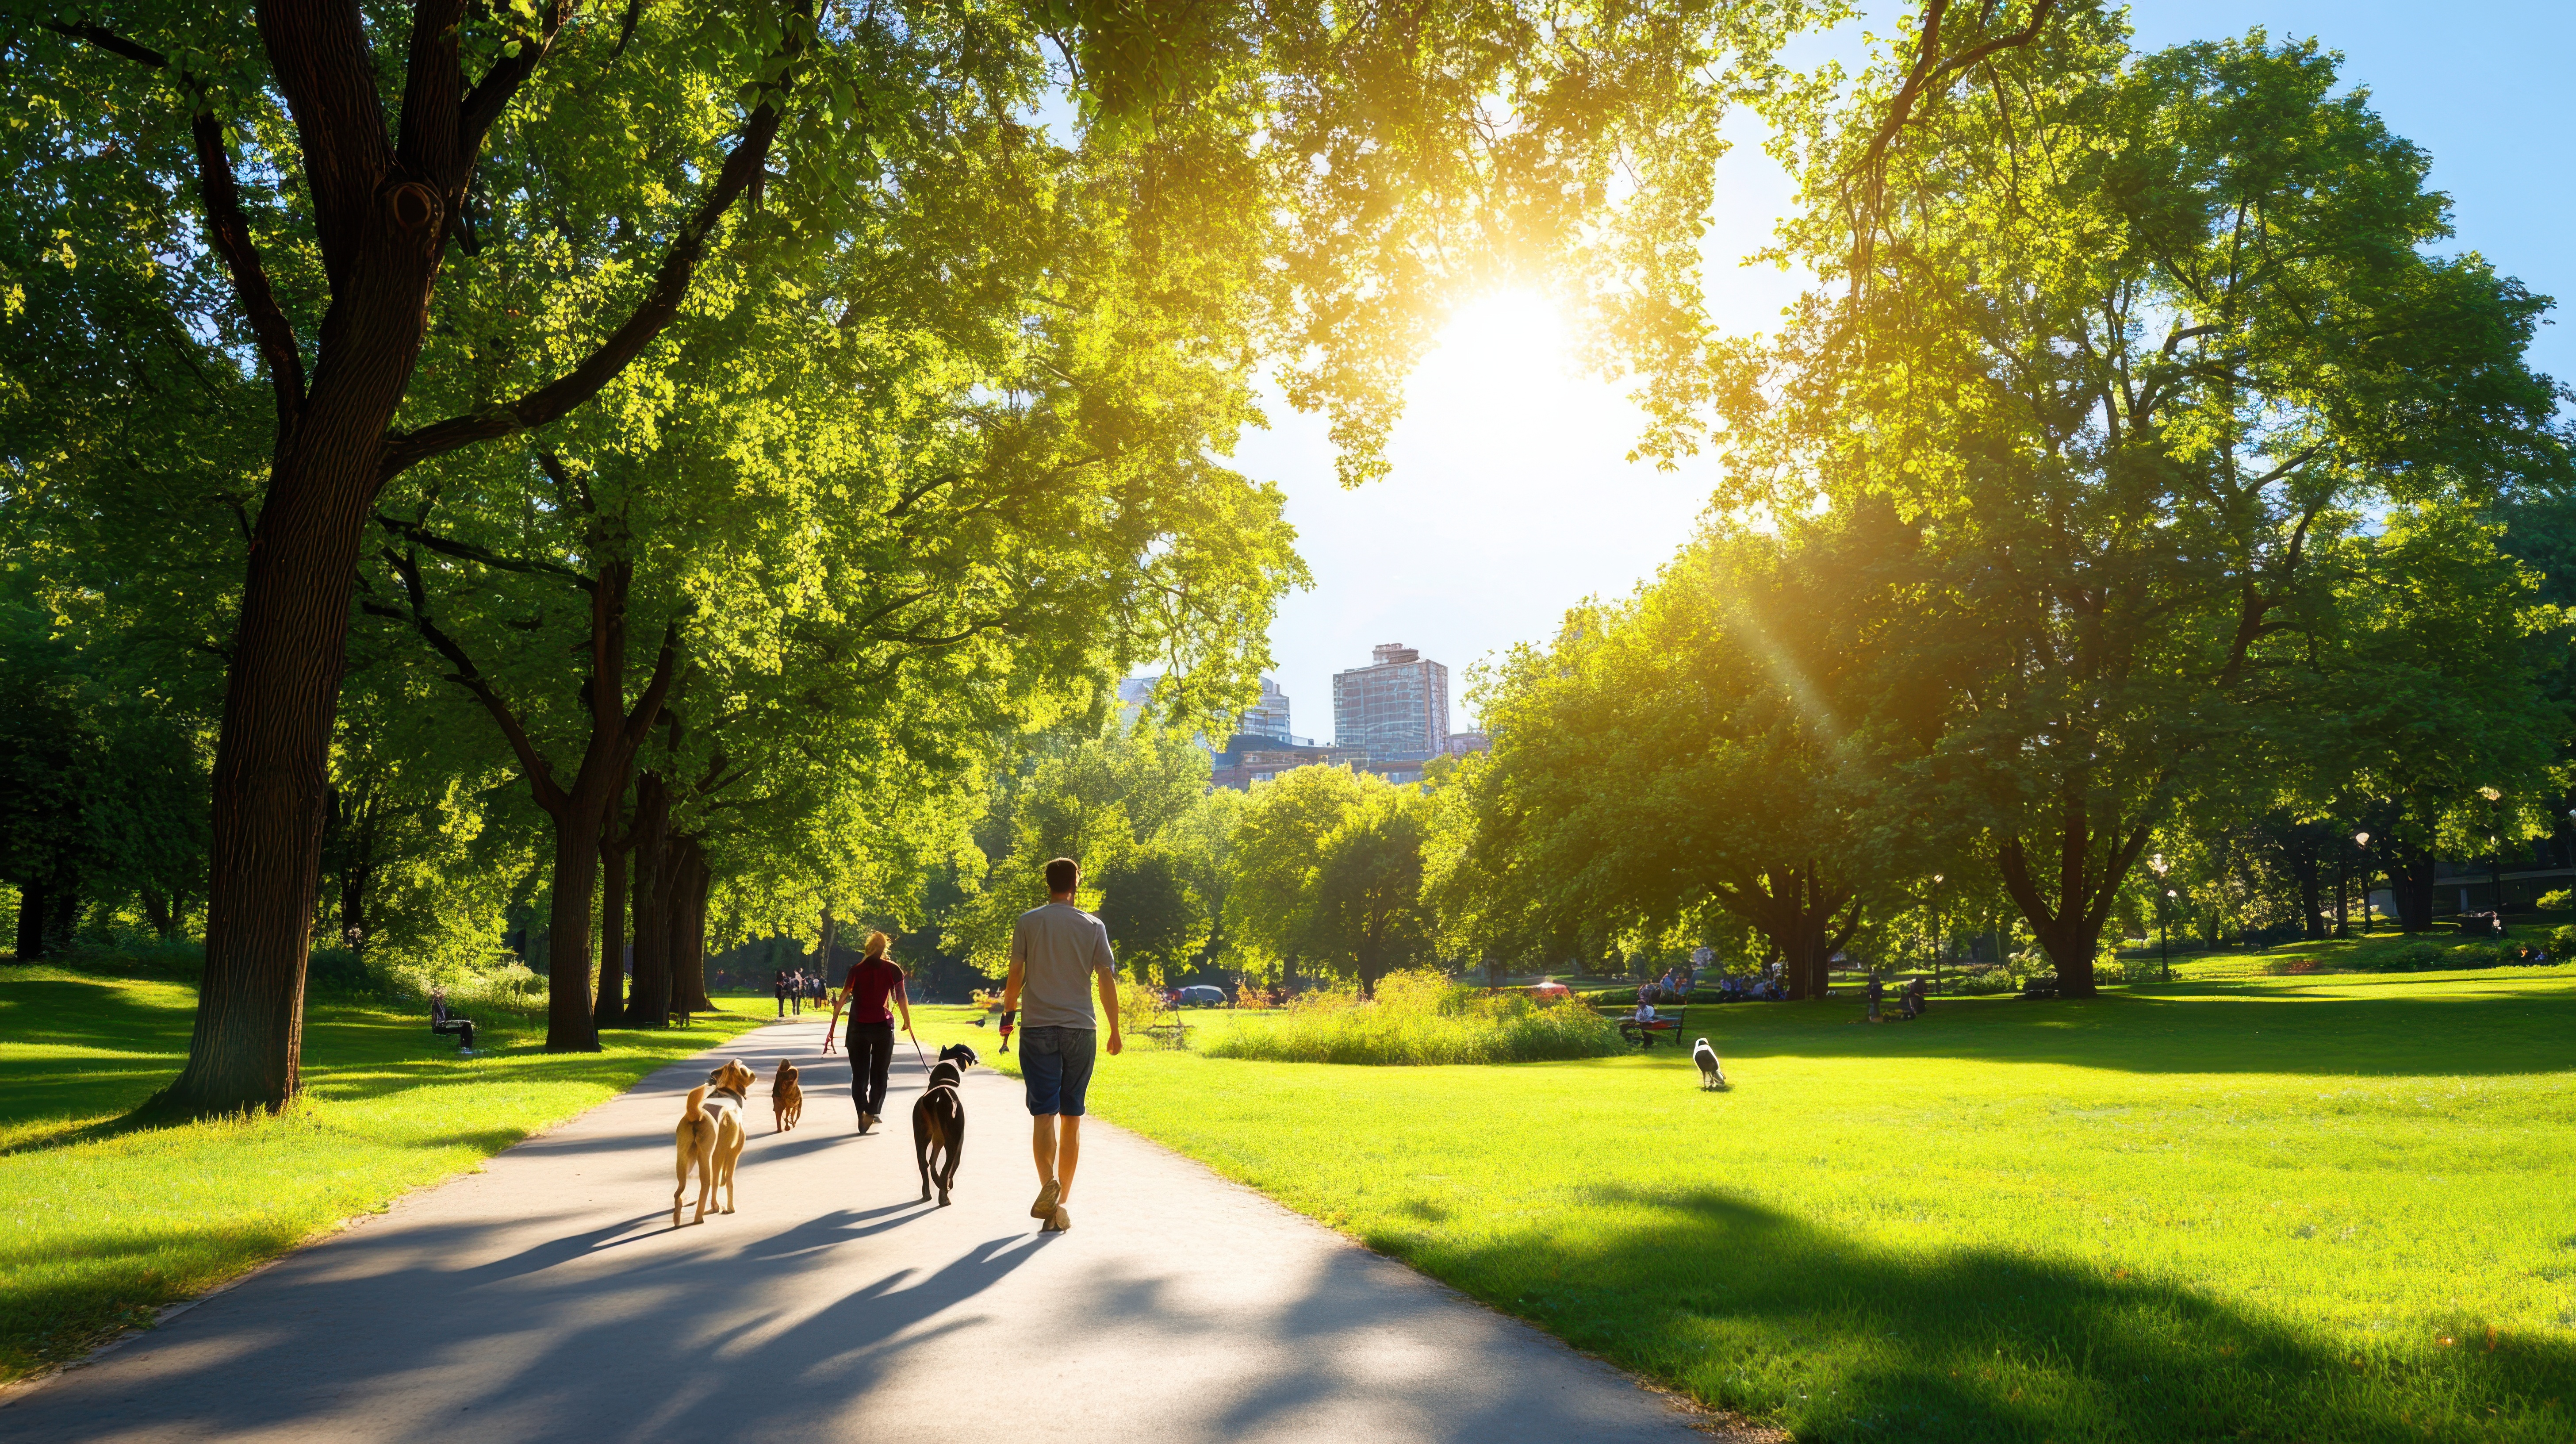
[1056,971,2576,1443]
[0,965,766,1383]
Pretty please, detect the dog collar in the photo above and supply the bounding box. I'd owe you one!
[711,1085,747,1104]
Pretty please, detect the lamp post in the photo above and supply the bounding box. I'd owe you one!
[2150,853,2171,983]
[2480,786,2507,936]
[1929,873,1944,989]
[2353,832,2372,933]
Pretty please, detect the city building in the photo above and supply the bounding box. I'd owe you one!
[1116,672,1294,748]
[1443,731,1491,757]
[1208,740,1368,791]
[1332,643,1450,760]
[1239,675,1294,744]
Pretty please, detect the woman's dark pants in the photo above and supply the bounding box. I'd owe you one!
[849,1022,894,1120]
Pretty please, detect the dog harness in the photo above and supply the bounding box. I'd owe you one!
[709,1085,747,1106]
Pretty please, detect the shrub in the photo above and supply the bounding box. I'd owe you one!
[2538,890,2574,912]
[1204,968,1625,1065]
[1116,978,1182,1049]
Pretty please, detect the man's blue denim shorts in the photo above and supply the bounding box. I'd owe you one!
[1020,1025,1097,1117]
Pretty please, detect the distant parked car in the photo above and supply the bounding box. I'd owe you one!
[1177,985,1229,1008]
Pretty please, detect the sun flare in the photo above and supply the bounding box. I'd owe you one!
[1411,287,1578,417]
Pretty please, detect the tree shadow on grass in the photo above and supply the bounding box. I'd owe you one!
[1388,1185,2576,1443]
[0,972,756,1156]
[1691,991,2576,1079]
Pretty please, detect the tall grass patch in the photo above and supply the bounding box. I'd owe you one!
[1204,970,1622,1065]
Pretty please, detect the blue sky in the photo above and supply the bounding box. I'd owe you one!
[1234,1,2576,739]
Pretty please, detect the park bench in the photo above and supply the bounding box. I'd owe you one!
[1617,1005,1687,1048]
[429,995,475,1052]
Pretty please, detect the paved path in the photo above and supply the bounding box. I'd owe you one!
[6,1019,1721,1443]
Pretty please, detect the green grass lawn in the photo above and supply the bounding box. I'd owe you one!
[0,964,767,1384]
[936,968,2576,1443]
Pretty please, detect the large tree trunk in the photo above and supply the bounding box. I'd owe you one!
[594,810,629,1029]
[674,836,714,1013]
[2290,839,2324,941]
[1714,861,1858,1000]
[2385,843,2438,933]
[543,820,602,1051]
[627,772,674,1026]
[1996,791,2156,999]
[672,834,715,1013]
[141,886,176,940]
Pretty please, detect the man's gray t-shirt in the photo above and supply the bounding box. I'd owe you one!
[1010,902,1115,1029]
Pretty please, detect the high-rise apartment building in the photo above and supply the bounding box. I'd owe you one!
[1240,675,1294,743]
[1333,643,1450,760]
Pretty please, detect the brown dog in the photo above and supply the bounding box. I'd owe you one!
[912,1043,977,1206]
[673,1058,755,1228]
[770,1057,803,1133]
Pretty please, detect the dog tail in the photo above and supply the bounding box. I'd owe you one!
[679,1083,709,1136]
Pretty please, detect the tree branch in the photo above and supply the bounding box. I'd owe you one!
[378,1,810,483]
[457,0,583,166]
[397,0,470,182]
[620,621,689,751]
[372,511,598,591]
[41,19,167,68]
[259,0,397,286]
[46,22,307,425]
[380,547,568,812]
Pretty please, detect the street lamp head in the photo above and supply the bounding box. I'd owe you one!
[2480,786,2503,803]
[2354,831,2370,848]
[1931,873,1944,885]
[2150,853,2167,876]
[2165,888,2178,899]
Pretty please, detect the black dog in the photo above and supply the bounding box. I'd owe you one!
[913,1043,978,1206]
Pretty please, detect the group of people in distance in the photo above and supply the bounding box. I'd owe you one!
[774,967,828,1017]
[1864,973,1929,1022]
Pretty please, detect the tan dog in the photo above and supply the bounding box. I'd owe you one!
[672,1058,755,1228]
[770,1057,804,1133]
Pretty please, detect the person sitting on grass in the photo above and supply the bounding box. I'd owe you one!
[1901,975,1927,1020]
[429,987,475,1052]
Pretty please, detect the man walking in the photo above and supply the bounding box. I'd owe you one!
[1000,856,1123,1232]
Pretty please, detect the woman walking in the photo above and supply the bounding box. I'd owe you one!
[832,930,913,1134]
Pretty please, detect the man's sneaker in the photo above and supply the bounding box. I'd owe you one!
[1029,1179,1061,1219]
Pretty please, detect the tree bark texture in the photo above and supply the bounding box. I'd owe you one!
[110,0,796,1110]
[594,814,629,1028]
